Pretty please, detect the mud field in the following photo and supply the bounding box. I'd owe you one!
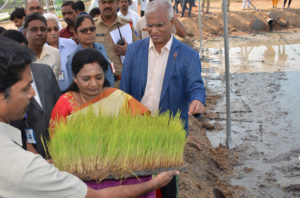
[178,1,300,197]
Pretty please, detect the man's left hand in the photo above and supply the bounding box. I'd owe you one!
[188,100,205,115]
[114,38,128,56]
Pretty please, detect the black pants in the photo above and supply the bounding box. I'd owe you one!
[161,176,177,198]
[141,10,145,17]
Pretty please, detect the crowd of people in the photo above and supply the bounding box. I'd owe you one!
[0,0,206,197]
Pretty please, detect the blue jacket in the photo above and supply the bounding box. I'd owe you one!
[65,42,114,90]
[120,37,206,131]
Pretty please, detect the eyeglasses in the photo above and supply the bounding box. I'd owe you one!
[79,26,96,34]
[29,26,47,33]
[47,27,59,32]
[147,22,166,29]
[28,6,43,12]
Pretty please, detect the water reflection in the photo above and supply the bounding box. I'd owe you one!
[201,42,300,74]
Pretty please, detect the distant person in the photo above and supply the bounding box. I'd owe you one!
[117,0,140,28]
[10,7,26,32]
[89,7,100,18]
[181,0,193,17]
[272,0,279,8]
[283,0,292,8]
[140,0,147,16]
[44,13,77,91]
[174,0,182,14]
[25,0,43,15]
[60,1,78,40]
[89,0,99,11]
[129,0,138,13]
[76,0,88,15]
[23,12,61,79]
[242,0,250,10]
[202,0,210,13]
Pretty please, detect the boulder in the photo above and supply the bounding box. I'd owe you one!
[250,19,268,31]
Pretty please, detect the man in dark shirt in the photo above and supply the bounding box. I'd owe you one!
[59,1,78,40]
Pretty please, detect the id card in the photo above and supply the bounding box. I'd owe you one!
[25,128,37,144]
[58,70,65,81]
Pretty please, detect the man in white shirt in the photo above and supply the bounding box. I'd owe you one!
[129,0,138,13]
[23,12,61,79]
[0,36,178,198]
[117,0,140,28]
[140,0,148,16]
[120,0,206,197]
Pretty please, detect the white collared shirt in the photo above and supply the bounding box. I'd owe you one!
[117,9,140,28]
[31,74,42,109]
[0,122,87,198]
[35,44,61,80]
[141,35,173,115]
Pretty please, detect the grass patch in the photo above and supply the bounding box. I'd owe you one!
[48,107,186,181]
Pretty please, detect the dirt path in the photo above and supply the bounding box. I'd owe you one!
[176,0,300,49]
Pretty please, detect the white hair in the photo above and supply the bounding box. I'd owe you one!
[145,0,173,20]
[43,12,58,23]
[43,12,63,30]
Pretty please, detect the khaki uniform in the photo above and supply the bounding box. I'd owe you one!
[95,16,138,76]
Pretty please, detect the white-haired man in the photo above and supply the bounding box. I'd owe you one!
[44,12,77,91]
[120,0,206,196]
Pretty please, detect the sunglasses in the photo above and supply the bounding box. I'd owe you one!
[47,27,59,32]
[79,26,96,34]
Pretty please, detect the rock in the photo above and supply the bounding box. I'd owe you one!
[277,18,288,27]
[267,11,278,20]
[250,19,268,31]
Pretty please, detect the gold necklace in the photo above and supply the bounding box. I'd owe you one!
[80,92,87,104]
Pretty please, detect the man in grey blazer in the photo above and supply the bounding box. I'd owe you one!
[11,63,61,159]
[4,30,61,159]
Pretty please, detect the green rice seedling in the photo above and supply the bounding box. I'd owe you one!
[47,107,186,181]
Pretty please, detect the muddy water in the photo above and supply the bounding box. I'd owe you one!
[201,33,300,197]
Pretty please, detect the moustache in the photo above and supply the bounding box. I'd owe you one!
[104,8,112,12]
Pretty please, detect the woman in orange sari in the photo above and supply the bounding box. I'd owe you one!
[50,48,154,198]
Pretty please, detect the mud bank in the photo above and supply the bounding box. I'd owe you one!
[186,32,300,197]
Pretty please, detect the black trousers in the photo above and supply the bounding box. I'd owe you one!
[161,176,177,198]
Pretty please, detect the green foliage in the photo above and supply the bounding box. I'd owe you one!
[48,108,186,181]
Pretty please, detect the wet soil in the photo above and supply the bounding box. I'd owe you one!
[177,1,300,197]
[179,33,300,197]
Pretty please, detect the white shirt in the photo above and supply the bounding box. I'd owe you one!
[0,122,87,198]
[129,0,138,13]
[141,0,148,11]
[117,9,140,28]
[141,35,173,115]
[35,44,61,80]
[31,75,42,109]
[57,37,77,91]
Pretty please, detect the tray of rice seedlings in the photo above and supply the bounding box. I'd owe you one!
[47,107,186,181]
